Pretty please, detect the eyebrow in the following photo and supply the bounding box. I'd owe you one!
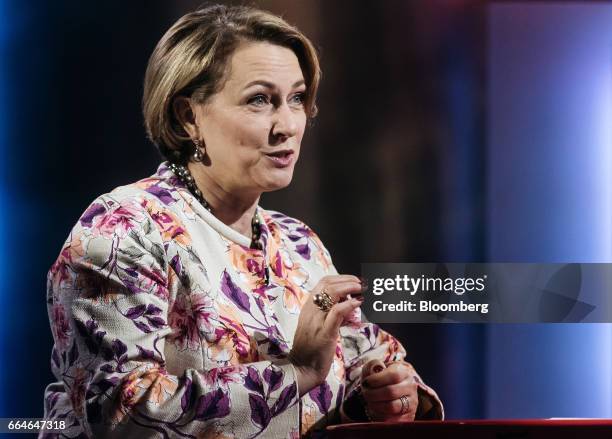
[243,79,305,90]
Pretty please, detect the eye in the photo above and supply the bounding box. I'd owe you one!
[290,92,306,106]
[247,94,269,107]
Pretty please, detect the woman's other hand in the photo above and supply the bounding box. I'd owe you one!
[361,360,419,421]
[289,274,364,396]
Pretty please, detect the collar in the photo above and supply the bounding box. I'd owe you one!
[151,162,271,251]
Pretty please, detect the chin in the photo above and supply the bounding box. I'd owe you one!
[260,172,294,192]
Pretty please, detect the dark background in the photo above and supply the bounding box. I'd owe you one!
[1,0,610,425]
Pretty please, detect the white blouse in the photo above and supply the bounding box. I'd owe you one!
[42,162,442,438]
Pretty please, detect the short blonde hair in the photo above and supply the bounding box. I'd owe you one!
[142,4,321,163]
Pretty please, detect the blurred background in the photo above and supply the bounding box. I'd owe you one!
[1,0,611,424]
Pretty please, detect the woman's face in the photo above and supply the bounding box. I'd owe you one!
[191,41,308,196]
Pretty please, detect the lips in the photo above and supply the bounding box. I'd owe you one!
[264,150,295,168]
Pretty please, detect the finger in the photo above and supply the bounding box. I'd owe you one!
[317,276,365,297]
[321,274,362,285]
[305,281,362,314]
[321,298,362,337]
[369,393,419,422]
[361,359,386,380]
[362,380,417,403]
[400,360,418,376]
[367,398,405,417]
[363,362,412,389]
[321,281,364,302]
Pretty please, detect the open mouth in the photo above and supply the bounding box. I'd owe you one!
[265,150,294,167]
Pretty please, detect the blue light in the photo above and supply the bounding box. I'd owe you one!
[487,3,612,418]
[0,0,9,415]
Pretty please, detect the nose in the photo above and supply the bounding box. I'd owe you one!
[271,102,299,142]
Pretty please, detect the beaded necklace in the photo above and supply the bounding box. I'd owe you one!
[168,162,264,251]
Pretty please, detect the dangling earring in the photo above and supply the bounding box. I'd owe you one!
[192,139,205,162]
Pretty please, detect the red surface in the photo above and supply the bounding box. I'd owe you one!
[326,419,612,439]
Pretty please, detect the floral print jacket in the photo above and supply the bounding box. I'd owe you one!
[42,163,443,438]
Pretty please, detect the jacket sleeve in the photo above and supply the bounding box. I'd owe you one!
[305,229,444,422]
[338,322,444,421]
[43,196,300,438]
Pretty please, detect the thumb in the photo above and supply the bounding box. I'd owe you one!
[322,298,362,337]
[361,359,386,380]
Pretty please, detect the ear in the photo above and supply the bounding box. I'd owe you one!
[173,96,199,139]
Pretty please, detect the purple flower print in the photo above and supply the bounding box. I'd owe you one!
[50,303,70,352]
[270,382,297,416]
[74,319,106,357]
[263,366,284,393]
[195,388,230,421]
[136,345,155,360]
[79,203,106,228]
[295,243,311,260]
[220,270,251,313]
[308,382,332,415]
[181,378,193,412]
[145,185,175,205]
[245,367,264,395]
[125,305,146,320]
[169,254,182,277]
[111,339,127,358]
[249,394,271,429]
[93,204,145,239]
[124,303,166,334]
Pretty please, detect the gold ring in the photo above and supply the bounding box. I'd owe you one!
[399,395,410,415]
[313,289,335,312]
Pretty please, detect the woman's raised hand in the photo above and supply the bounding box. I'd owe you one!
[288,274,364,396]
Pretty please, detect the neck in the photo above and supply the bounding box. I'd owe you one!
[187,162,260,238]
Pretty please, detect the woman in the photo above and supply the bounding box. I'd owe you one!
[42,5,443,438]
